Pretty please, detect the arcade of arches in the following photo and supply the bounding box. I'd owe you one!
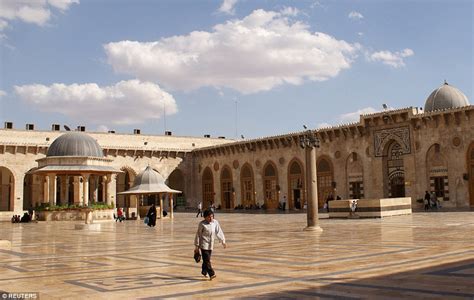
[1,104,473,216]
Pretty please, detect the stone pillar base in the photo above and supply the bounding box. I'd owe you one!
[303,226,323,232]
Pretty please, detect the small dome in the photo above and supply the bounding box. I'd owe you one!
[133,166,165,186]
[47,132,103,157]
[424,81,469,112]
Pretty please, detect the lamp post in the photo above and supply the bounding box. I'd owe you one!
[299,130,323,232]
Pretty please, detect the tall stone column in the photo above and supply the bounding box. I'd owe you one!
[300,130,323,232]
[304,147,322,231]
[48,174,57,206]
[82,174,90,206]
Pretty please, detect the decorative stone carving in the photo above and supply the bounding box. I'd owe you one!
[374,127,411,157]
[233,160,239,169]
[279,157,285,165]
[213,162,219,171]
[452,137,461,147]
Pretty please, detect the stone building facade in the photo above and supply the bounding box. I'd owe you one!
[0,83,473,220]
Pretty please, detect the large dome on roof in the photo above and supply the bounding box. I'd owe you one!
[47,132,103,157]
[424,81,469,112]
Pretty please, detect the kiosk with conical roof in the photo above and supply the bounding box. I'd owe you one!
[118,166,181,219]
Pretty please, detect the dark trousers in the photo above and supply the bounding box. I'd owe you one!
[196,209,202,217]
[201,249,214,277]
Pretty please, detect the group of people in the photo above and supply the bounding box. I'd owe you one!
[11,212,33,223]
[424,191,442,210]
[324,194,342,212]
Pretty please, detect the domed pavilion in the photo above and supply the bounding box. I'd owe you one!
[33,132,121,207]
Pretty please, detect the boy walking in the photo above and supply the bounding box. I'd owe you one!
[194,209,226,280]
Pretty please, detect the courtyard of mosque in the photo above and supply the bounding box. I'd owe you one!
[1,211,473,299]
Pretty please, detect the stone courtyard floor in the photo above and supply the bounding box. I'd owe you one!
[0,211,474,299]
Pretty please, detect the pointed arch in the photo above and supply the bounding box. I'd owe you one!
[0,166,15,211]
[382,140,405,198]
[263,160,279,209]
[220,165,233,209]
[116,166,136,210]
[202,167,214,209]
[346,152,364,199]
[317,156,334,208]
[240,163,255,208]
[287,158,305,209]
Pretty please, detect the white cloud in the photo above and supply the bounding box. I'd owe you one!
[217,0,238,15]
[338,107,378,123]
[348,11,364,20]
[0,0,78,31]
[0,19,8,30]
[280,7,299,17]
[105,9,358,94]
[14,80,177,125]
[48,0,79,11]
[0,90,6,97]
[368,48,414,68]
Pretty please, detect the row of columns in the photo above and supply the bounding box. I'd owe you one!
[41,173,115,206]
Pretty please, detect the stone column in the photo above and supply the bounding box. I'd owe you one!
[106,174,116,207]
[92,175,99,204]
[82,174,90,206]
[169,193,174,219]
[43,175,49,205]
[305,147,322,232]
[48,174,57,206]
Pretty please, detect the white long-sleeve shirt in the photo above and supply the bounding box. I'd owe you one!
[194,219,226,250]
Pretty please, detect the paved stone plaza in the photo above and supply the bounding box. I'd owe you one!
[1,212,474,299]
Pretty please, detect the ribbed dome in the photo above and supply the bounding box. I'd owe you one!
[424,81,469,112]
[47,132,103,157]
[118,166,182,194]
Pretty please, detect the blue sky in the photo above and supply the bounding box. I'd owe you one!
[0,0,472,139]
